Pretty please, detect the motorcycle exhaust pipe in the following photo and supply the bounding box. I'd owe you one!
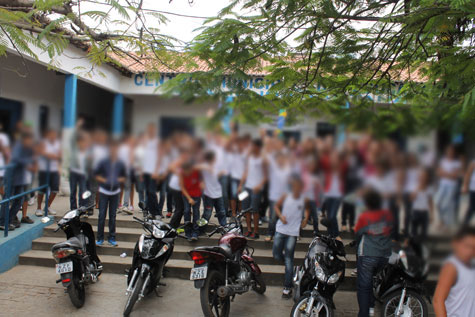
[217,286,235,298]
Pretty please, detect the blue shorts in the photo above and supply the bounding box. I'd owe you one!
[230,178,241,199]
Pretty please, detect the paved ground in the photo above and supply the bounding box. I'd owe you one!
[0,266,362,316]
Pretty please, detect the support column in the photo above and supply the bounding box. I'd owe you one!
[63,74,78,128]
[112,93,124,137]
[61,74,78,196]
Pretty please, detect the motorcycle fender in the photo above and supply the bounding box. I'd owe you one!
[61,272,73,287]
[241,254,262,275]
[140,263,151,278]
[379,283,404,301]
[194,279,206,289]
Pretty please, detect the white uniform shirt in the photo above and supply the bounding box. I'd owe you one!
[245,155,264,189]
[39,139,61,172]
[276,194,306,237]
[142,138,159,174]
[267,155,290,202]
[202,163,222,199]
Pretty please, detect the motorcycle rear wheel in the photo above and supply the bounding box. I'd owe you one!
[382,289,428,317]
[200,270,231,317]
[67,275,86,308]
[123,274,145,317]
[291,295,334,317]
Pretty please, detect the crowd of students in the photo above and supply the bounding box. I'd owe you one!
[0,121,474,316]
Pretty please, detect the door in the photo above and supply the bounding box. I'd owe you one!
[0,97,23,136]
[160,116,194,139]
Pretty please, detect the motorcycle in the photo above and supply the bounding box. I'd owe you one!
[188,192,266,317]
[123,202,190,316]
[52,191,102,308]
[291,233,350,317]
[374,238,430,317]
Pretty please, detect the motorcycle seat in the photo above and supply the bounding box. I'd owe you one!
[52,237,83,251]
[194,246,232,258]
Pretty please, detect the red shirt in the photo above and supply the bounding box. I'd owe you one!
[182,169,202,197]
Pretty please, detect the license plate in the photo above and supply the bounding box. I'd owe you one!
[56,261,73,274]
[190,266,208,280]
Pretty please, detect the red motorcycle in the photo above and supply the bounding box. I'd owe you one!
[188,207,266,317]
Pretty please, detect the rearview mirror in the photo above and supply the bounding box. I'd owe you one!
[238,191,249,202]
[82,191,91,200]
[196,218,208,227]
[138,201,146,211]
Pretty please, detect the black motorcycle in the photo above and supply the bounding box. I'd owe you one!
[52,191,102,308]
[123,202,189,316]
[374,239,430,317]
[291,233,350,317]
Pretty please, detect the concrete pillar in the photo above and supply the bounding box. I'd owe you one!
[112,93,124,137]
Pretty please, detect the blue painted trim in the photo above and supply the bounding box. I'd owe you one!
[112,93,124,136]
[0,217,53,273]
[63,74,77,128]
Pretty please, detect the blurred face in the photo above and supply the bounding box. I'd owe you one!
[146,124,156,138]
[290,179,303,195]
[46,130,57,141]
[452,235,475,264]
[109,144,118,159]
[445,146,455,159]
[22,136,34,148]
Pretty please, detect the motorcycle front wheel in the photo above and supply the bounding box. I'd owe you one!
[252,274,266,294]
[200,270,231,317]
[291,295,334,317]
[67,274,85,308]
[383,289,428,317]
[123,274,145,317]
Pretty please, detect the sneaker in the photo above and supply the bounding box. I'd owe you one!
[108,239,118,247]
[264,236,273,242]
[258,219,262,225]
[128,206,134,212]
[244,231,252,237]
[21,216,34,224]
[0,224,15,231]
[351,269,358,277]
[186,236,193,242]
[87,210,94,216]
[35,209,43,217]
[47,208,57,215]
[12,218,21,228]
[191,236,198,241]
[249,232,259,239]
[123,207,133,215]
[28,197,35,206]
[166,212,172,218]
[96,240,104,246]
[369,307,375,316]
[282,287,292,299]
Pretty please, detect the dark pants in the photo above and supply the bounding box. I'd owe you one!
[184,196,201,238]
[341,201,355,228]
[389,197,400,241]
[0,185,24,225]
[308,200,319,234]
[259,182,269,219]
[157,178,167,214]
[357,256,388,317]
[219,175,230,213]
[169,189,185,228]
[323,197,341,237]
[267,200,277,236]
[411,211,429,238]
[403,193,413,236]
[69,171,87,210]
[465,191,475,224]
[143,173,161,217]
[97,193,119,241]
[203,195,227,226]
[272,232,297,288]
[135,173,146,205]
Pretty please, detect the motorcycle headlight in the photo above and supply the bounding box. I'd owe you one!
[152,226,166,239]
[399,250,408,270]
[314,260,327,282]
[327,271,342,284]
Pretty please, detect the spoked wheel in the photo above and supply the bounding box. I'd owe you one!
[252,274,266,294]
[200,270,231,317]
[123,274,145,317]
[383,290,428,317]
[291,295,334,317]
[67,274,86,308]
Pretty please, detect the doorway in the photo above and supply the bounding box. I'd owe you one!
[0,97,23,136]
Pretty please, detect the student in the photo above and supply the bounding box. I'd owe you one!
[69,119,90,210]
[239,139,267,239]
[35,129,61,216]
[410,168,434,239]
[94,141,126,247]
[118,135,134,214]
[198,151,227,226]
[229,135,248,217]
[180,160,202,241]
[462,159,475,224]
[265,151,291,241]
[0,132,35,231]
[354,190,394,317]
[88,129,109,215]
[433,226,475,317]
[141,123,161,218]
[272,175,309,299]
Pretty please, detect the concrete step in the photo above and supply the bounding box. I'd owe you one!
[18,249,438,291]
